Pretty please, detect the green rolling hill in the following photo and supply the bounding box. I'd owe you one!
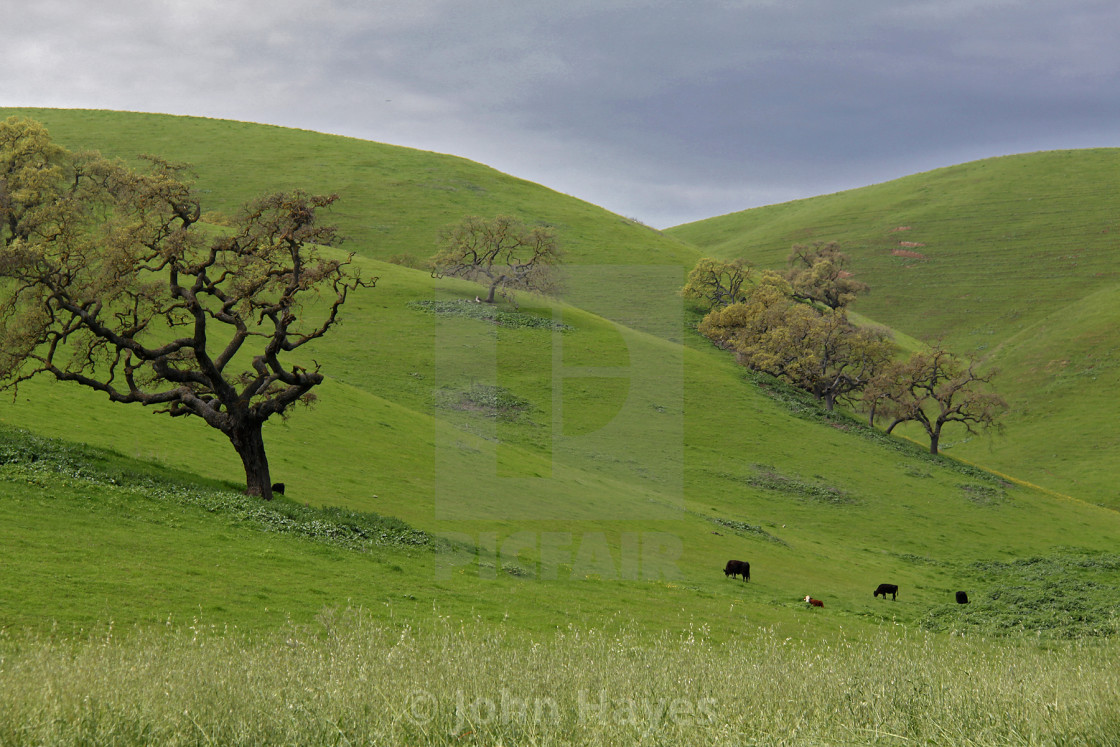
[667,151,1120,507]
[1,108,1119,645]
[0,107,696,270]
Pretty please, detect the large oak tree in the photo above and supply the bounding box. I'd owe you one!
[0,117,375,500]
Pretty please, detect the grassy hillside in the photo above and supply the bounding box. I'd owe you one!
[667,150,1120,506]
[5,258,1120,638]
[0,107,696,271]
[1,109,1119,645]
[958,284,1120,502]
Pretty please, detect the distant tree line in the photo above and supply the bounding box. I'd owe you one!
[685,243,1006,454]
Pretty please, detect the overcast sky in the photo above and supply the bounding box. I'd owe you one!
[4,0,1119,228]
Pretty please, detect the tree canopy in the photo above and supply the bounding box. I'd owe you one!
[698,272,892,410]
[429,214,561,303]
[0,117,375,499]
[682,257,752,310]
[784,241,869,309]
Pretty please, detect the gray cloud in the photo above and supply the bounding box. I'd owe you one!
[3,0,1118,227]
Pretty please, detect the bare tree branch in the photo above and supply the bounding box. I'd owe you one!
[867,343,1007,454]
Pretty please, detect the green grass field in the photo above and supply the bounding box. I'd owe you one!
[2,108,1120,743]
[4,610,1119,745]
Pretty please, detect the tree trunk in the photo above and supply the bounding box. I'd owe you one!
[228,419,273,500]
[928,429,940,455]
[485,282,498,303]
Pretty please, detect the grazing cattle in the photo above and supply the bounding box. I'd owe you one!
[271,482,286,495]
[956,591,970,605]
[723,559,750,581]
[874,583,899,600]
[804,596,824,608]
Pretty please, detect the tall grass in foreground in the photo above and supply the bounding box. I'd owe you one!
[2,611,1117,745]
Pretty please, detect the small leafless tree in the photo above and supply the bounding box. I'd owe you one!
[429,215,561,303]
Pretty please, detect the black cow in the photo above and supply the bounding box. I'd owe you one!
[956,591,970,604]
[723,559,750,581]
[271,482,286,496]
[873,583,899,600]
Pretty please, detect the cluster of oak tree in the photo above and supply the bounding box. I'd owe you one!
[684,244,1006,454]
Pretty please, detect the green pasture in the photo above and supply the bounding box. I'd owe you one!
[3,256,1119,638]
[954,283,1120,501]
[3,108,1120,743]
